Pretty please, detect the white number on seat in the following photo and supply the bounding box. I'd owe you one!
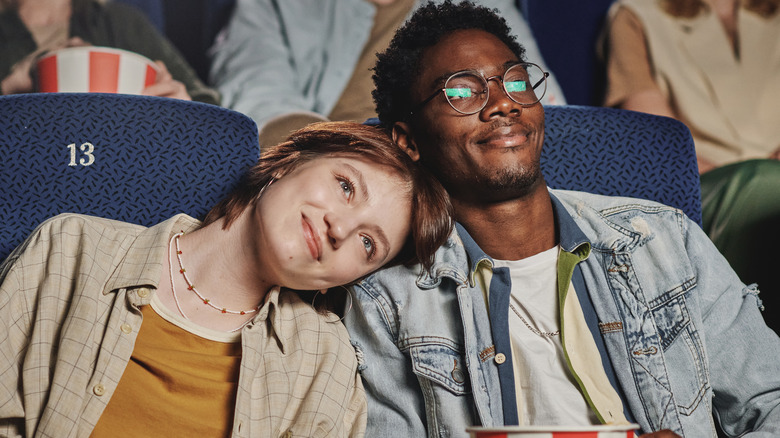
[67,142,95,166]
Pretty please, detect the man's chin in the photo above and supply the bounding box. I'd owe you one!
[481,165,544,199]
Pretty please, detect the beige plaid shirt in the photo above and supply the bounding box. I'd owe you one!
[0,214,366,438]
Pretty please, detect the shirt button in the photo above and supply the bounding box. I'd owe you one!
[120,323,133,334]
[495,353,506,364]
[137,288,150,298]
[93,383,106,396]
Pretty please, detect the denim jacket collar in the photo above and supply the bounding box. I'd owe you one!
[413,189,651,294]
[551,193,592,257]
[431,192,592,286]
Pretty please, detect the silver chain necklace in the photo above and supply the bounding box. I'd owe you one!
[508,303,560,337]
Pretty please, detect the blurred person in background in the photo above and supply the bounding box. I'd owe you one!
[209,0,566,150]
[603,0,780,312]
[0,0,219,104]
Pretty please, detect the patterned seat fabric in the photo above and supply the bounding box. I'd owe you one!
[0,93,259,261]
[541,105,702,225]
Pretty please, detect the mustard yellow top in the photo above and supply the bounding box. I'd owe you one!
[91,296,242,438]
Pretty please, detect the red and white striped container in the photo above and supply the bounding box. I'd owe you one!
[35,46,159,95]
[466,424,639,438]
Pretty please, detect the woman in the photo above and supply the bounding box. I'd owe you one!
[603,0,780,170]
[0,0,218,104]
[0,122,453,437]
[602,0,780,313]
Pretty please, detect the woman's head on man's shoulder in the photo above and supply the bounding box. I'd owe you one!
[205,121,453,284]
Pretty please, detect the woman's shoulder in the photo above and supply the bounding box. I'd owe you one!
[36,213,145,238]
[0,214,148,298]
[274,289,356,354]
[5,214,145,265]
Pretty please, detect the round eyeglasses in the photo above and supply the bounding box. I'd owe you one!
[412,62,549,115]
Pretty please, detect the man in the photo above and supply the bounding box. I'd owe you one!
[344,1,780,437]
[209,0,565,150]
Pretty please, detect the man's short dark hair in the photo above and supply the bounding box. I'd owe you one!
[372,0,527,127]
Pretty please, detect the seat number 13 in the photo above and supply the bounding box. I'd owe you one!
[67,142,95,166]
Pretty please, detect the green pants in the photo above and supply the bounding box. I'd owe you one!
[701,159,780,302]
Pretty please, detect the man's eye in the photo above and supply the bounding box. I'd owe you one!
[445,87,472,99]
[505,81,527,92]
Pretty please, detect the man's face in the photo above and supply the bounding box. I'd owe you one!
[399,29,546,203]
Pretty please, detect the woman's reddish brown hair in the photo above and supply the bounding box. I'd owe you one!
[204,121,453,270]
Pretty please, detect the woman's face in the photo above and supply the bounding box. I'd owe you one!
[254,156,412,290]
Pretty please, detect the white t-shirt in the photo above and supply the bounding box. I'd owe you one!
[494,246,598,425]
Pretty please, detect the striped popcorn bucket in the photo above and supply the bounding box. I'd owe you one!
[35,46,159,95]
[466,424,639,438]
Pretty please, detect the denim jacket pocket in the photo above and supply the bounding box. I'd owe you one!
[409,341,471,395]
[648,279,710,417]
[649,280,693,350]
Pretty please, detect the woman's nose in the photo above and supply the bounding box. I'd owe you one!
[324,211,359,249]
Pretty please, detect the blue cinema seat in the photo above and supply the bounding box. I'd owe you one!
[541,105,702,225]
[0,93,259,262]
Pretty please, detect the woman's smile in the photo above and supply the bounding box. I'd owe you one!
[301,215,322,261]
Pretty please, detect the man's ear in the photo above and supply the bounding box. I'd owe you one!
[392,121,420,162]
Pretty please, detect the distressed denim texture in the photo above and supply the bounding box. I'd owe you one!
[345,189,780,438]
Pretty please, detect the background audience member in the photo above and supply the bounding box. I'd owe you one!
[603,0,780,304]
[209,0,566,150]
[0,0,219,104]
[0,122,452,437]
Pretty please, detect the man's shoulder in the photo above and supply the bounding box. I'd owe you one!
[551,189,685,220]
[358,230,468,297]
[551,189,690,245]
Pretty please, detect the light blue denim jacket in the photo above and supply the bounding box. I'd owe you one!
[209,0,566,130]
[345,189,780,437]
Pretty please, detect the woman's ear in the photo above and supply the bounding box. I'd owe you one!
[392,121,420,162]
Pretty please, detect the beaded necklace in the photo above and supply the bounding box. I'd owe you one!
[168,231,262,319]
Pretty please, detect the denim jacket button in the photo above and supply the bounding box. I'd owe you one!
[451,368,466,383]
[495,353,506,364]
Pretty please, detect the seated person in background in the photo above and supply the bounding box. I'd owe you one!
[344,1,780,436]
[209,0,566,150]
[603,0,780,306]
[0,0,220,104]
[0,122,453,437]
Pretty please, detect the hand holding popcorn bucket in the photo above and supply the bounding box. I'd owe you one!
[466,424,640,438]
[35,46,159,95]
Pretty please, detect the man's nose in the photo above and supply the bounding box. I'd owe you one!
[480,79,522,121]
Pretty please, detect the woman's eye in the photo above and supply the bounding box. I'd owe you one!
[361,235,375,257]
[338,177,354,198]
